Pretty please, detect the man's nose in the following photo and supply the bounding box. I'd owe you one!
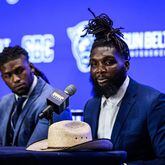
[12,74,20,82]
[97,64,106,73]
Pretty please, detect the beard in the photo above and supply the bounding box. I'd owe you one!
[90,68,127,98]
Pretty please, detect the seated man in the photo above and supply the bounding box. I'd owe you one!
[0,45,72,147]
[83,10,165,164]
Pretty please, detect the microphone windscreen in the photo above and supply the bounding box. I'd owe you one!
[64,84,77,96]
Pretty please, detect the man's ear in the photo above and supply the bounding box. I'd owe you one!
[124,60,130,71]
[29,63,35,73]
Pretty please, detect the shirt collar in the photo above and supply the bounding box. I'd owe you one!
[101,76,130,107]
[15,75,38,100]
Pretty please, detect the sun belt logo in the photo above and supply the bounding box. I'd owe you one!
[67,21,165,73]
[67,21,95,73]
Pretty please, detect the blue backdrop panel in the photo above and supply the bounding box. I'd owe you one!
[0,0,165,111]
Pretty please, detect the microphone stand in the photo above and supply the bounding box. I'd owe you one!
[38,105,54,125]
[47,107,53,126]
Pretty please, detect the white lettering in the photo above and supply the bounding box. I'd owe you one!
[21,34,55,63]
[124,32,143,49]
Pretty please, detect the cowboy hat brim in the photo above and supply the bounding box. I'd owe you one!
[26,139,113,152]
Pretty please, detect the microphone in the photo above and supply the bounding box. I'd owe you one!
[39,84,76,119]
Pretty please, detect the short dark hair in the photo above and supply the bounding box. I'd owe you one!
[82,9,130,61]
[0,45,29,66]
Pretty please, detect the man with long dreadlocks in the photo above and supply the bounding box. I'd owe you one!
[83,9,165,164]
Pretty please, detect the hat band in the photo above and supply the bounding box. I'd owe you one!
[41,146,69,150]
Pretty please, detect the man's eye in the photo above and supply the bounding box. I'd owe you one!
[104,60,115,65]
[15,68,24,75]
[2,74,10,79]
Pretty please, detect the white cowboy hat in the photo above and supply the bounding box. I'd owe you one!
[26,120,113,151]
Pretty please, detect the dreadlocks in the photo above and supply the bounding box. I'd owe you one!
[0,45,29,66]
[82,8,130,61]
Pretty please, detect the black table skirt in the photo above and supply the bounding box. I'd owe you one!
[0,147,127,165]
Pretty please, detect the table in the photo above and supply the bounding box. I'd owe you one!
[0,147,127,165]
